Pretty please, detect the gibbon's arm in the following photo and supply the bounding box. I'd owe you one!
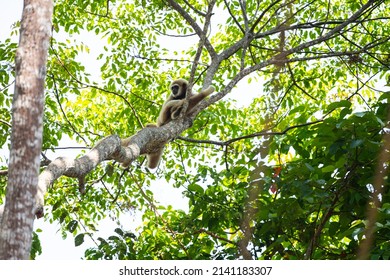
[157,100,177,127]
[171,84,216,120]
[187,85,215,113]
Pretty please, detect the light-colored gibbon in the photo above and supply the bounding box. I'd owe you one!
[144,78,215,169]
[157,79,215,126]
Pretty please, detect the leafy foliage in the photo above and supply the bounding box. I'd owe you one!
[1,0,390,259]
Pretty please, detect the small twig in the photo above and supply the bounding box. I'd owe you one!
[0,80,15,93]
[0,119,11,128]
[286,64,317,100]
[51,47,145,128]
[49,74,89,145]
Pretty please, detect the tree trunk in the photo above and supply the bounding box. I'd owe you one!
[0,0,53,259]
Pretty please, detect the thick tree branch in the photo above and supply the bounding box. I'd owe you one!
[1,111,198,219]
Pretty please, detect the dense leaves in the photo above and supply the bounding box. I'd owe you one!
[1,0,390,259]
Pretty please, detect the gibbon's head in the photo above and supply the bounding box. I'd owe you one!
[170,79,188,100]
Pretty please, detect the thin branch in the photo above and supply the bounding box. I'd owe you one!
[0,119,11,128]
[254,16,389,41]
[286,64,317,100]
[130,53,208,66]
[304,191,340,259]
[149,25,197,37]
[249,0,283,34]
[201,0,382,108]
[202,0,381,95]
[177,119,323,146]
[51,48,145,128]
[75,0,115,20]
[256,0,310,41]
[0,80,15,93]
[49,74,89,145]
[223,0,245,34]
[182,0,207,17]
[188,0,215,85]
[166,0,217,59]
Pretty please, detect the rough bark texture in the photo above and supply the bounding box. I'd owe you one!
[33,116,194,215]
[0,0,53,260]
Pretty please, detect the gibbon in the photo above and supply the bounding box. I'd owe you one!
[156,78,215,126]
[146,78,215,168]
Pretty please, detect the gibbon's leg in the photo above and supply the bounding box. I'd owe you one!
[147,147,164,169]
[187,85,215,113]
[165,85,216,121]
[170,100,186,120]
[157,99,182,126]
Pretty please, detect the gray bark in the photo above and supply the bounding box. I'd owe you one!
[0,0,53,260]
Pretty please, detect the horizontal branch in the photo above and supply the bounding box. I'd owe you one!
[34,135,123,217]
[177,119,323,146]
[1,110,198,219]
[254,17,390,40]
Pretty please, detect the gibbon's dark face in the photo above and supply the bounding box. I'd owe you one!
[171,84,180,96]
[170,80,187,100]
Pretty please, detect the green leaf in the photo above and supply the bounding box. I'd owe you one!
[114,228,124,237]
[188,184,204,194]
[75,233,85,247]
[350,139,364,149]
[322,165,336,173]
[67,220,78,233]
[327,100,351,112]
